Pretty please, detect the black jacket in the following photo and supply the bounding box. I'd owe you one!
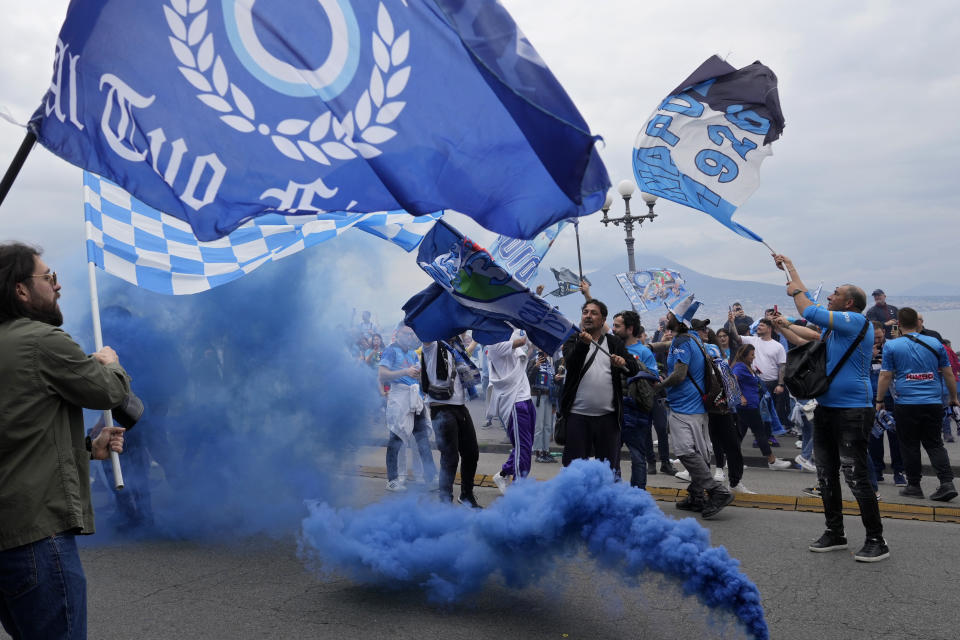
[559,333,638,424]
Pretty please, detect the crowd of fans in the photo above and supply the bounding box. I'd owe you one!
[344,270,960,562]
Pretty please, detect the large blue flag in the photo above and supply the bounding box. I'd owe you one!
[632,56,785,241]
[84,171,439,294]
[487,219,569,286]
[30,0,609,242]
[403,220,577,354]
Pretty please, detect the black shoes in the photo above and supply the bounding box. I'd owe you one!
[676,487,734,518]
[701,489,734,519]
[660,462,678,475]
[458,494,483,509]
[647,461,658,475]
[899,484,924,498]
[854,537,890,562]
[675,491,705,512]
[929,482,958,502]
[809,530,848,552]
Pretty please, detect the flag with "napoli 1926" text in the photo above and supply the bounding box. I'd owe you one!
[632,56,785,242]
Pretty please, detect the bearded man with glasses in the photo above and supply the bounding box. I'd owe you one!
[0,242,130,638]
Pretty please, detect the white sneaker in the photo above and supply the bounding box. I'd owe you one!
[386,479,407,492]
[675,469,691,481]
[794,440,803,449]
[669,458,681,467]
[768,459,792,470]
[732,483,757,495]
[493,471,509,495]
[795,455,816,472]
[714,468,726,482]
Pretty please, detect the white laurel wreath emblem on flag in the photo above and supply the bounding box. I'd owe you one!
[163,0,410,165]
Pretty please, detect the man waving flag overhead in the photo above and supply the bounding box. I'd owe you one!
[632,55,785,241]
[30,0,609,241]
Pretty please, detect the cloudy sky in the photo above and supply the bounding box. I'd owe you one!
[1,1,957,323]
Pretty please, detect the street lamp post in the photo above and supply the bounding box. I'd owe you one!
[600,179,658,273]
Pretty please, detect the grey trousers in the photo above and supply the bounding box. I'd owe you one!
[668,409,723,494]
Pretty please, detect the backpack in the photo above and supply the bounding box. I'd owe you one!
[784,319,868,399]
[420,342,455,400]
[624,362,658,413]
[681,335,732,415]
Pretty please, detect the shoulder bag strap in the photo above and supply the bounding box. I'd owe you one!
[683,337,709,396]
[904,334,942,362]
[825,317,870,382]
[579,339,601,377]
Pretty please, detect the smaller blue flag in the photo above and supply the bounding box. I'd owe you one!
[616,268,687,312]
[487,220,569,285]
[632,56,785,242]
[548,267,588,297]
[402,220,577,353]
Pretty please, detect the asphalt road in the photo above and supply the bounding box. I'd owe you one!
[64,474,960,640]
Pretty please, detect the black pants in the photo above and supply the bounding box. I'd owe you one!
[763,379,792,429]
[737,407,773,457]
[868,398,903,475]
[894,404,954,486]
[709,412,744,487]
[562,412,620,470]
[814,405,882,539]
[431,404,479,500]
[643,397,671,463]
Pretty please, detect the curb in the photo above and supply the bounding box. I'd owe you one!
[361,438,960,476]
[354,465,959,524]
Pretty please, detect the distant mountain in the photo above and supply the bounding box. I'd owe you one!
[544,252,789,325]
[542,254,960,326]
[892,282,960,297]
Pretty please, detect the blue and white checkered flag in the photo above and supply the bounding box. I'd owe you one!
[83,172,440,295]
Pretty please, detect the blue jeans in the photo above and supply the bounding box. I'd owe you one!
[386,409,436,483]
[799,411,815,461]
[0,534,87,639]
[642,397,671,464]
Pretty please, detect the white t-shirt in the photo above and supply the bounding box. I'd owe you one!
[487,339,531,402]
[487,336,531,424]
[422,342,465,405]
[572,336,615,416]
[740,335,786,382]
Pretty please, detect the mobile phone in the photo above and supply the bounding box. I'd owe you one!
[773,304,779,315]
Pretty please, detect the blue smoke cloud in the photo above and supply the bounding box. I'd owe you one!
[83,243,384,541]
[299,459,768,640]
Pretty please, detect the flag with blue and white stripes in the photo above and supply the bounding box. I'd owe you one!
[83,172,440,295]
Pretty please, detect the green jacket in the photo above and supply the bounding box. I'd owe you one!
[0,318,131,550]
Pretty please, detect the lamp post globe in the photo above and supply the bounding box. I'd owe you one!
[598,180,660,276]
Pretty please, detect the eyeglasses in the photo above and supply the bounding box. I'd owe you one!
[28,272,57,286]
